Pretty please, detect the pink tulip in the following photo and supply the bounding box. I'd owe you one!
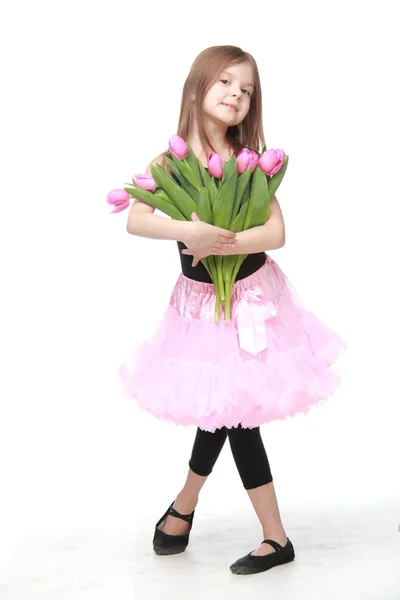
[259,149,285,176]
[208,152,224,179]
[169,134,189,159]
[236,148,259,174]
[249,151,259,172]
[107,189,131,213]
[133,174,156,192]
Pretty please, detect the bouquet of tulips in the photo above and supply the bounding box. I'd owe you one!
[107,135,288,323]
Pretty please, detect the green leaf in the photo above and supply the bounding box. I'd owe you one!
[206,178,217,211]
[221,154,237,186]
[150,164,197,220]
[196,162,217,212]
[240,184,251,208]
[212,165,238,229]
[243,166,269,229]
[268,155,289,198]
[231,166,252,220]
[164,156,201,203]
[230,199,249,232]
[164,156,186,187]
[197,188,212,223]
[185,143,201,184]
[124,186,185,221]
[153,187,177,204]
[170,150,201,189]
[197,161,211,187]
[221,198,249,311]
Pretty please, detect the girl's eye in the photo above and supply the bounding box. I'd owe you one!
[220,79,250,96]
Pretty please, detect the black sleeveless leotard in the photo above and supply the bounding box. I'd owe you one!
[177,240,266,282]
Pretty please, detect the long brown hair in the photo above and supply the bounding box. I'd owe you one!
[160,45,266,170]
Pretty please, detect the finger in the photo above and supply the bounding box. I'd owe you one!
[191,212,200,221]
[220,235,237,243]
[220,230,237,239]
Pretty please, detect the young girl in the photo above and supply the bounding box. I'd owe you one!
[118,45,346,576]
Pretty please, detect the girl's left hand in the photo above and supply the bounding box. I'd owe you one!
[181,248,202,268]
[181,213,238,267]
[181,212,238,267]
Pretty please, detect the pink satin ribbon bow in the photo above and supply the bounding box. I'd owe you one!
[233,286,277,355]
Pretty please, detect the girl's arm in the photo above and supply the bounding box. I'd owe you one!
[126,200,189,241]
[126,154,189,242]
[222,195,285,255]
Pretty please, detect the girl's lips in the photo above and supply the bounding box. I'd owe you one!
[221,103,237,112]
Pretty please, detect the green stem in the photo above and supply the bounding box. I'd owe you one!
[201,258,213,280]
[207,256,218,286]
[224,278,231,321]
[209,256,221,323]
[203,255,221,323]
[230,256,239,289]
[214,291,221,323]
[217,258,225,301]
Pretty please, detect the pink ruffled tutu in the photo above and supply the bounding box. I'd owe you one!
[118,255,346,432]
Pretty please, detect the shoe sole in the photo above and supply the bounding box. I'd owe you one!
[230,552,295,575]
[153,544,188,556]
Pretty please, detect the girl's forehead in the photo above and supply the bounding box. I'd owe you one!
[219,63,254,84]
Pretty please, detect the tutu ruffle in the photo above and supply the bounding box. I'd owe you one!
[118,256,346,432]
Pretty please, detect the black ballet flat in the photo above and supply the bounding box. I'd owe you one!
[153,501,195,555]
[230,537,295,575]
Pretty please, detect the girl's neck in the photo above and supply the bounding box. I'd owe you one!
[187,123,234,167]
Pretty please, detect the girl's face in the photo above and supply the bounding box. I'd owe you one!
[203,61,254,127]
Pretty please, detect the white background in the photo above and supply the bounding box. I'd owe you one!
[1,0,399,593]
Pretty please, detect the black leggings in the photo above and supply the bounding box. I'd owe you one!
[188,424,273,490]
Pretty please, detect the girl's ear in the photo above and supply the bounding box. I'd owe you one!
[191,92,195,102]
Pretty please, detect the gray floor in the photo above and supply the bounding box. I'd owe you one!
[1,499,399,599]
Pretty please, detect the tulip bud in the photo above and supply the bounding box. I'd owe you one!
[133,174,156,192]
[258,149,285,176]
[236,148,258,174]
[169,134,189,159]
[107,189,131,213]
[236,148,250,174]
[249,151,259,172]
[208,152,224,179]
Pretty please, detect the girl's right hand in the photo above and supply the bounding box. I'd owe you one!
[182,212,238,259]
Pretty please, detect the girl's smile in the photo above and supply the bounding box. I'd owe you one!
[221,102,238,112]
